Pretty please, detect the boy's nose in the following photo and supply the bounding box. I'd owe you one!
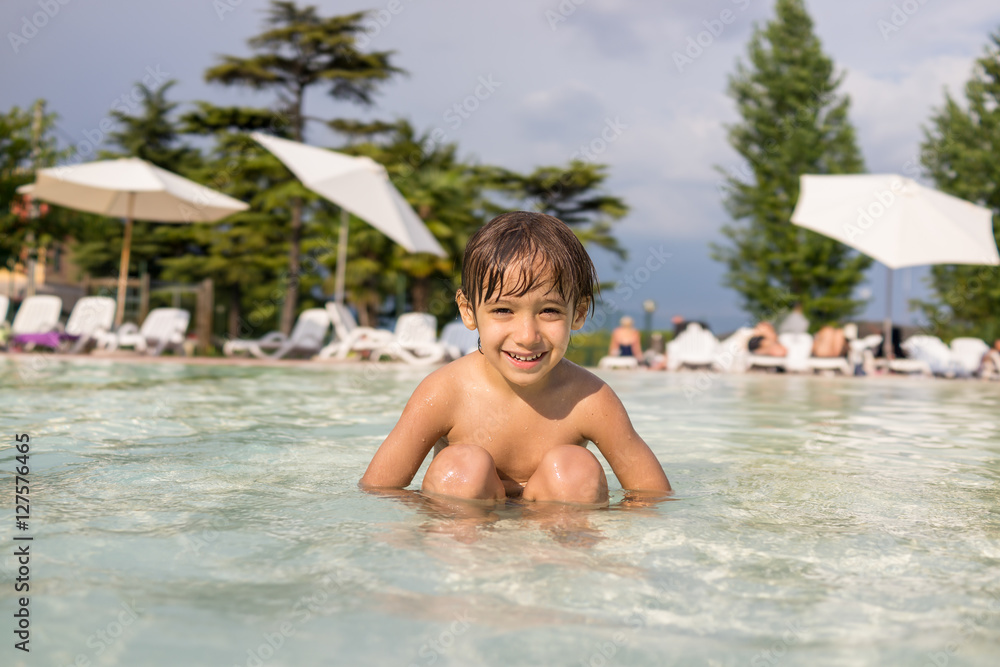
[513,316,542,346]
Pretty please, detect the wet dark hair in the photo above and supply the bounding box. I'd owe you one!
[459,211,598,315]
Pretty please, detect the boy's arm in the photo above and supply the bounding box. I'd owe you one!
[360,373,453,490]
[582,383,671,493]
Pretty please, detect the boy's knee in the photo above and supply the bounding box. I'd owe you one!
[524,445,608,505]
[422,444,504,501]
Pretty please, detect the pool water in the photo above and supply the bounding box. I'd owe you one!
[2,356,999,666]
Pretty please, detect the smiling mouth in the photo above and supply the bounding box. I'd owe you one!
[504,350,546,362]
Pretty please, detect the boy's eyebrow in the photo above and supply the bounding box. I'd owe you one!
[486,292,569,305]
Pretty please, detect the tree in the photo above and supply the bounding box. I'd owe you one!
[71,80,206,284]
[345,121,491,326]
[488,161,629,261]
[712,0,871,327]
[916,30,1000,343]
[204,0,403,333]
[0,100,73,283]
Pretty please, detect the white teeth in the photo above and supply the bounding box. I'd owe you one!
[508,352,542,362]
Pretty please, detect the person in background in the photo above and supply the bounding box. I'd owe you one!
[609,315,643,358]
[812,325,848,358]
[779,302,810,335]
[671,314,711,336]
[747,321,787,357]
[978,339,1000,378]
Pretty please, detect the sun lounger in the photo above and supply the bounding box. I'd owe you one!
[61,296,116,353]
[807,355,852,375]
[223,308,330,359]
[9,295,63,349]
[895,335,952,377]
[666,323,720,371]
[598,355,640,370]
[369,313,447,366]
[316,302,396,360]
[746,332,813,373]
[95,307,190,355]
[949,337,989,378]
[439,320,479,361]
[711,327,755,373]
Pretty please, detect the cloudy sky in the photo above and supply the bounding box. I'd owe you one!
[4,0,999,332]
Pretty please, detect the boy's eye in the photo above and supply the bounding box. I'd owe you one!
[542,307,564,315]
[490,307,512,314]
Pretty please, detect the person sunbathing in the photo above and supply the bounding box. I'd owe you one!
[747,321,786,357]
[978,339,1000,377]
[812,325,848,358]
[609,315,642,358]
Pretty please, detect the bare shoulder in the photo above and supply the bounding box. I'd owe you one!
[552,361,623,413]
[408,356,470,404]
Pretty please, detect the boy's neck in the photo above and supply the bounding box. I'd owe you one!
[478,354,565,401]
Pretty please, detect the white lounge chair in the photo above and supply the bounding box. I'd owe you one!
[439,320,479,361]
[223,308,330,359]
[370,313,448,366]
[95,307,190,355]
[63,296,116,353]
[317,302,395,360]
[712,327,755,373]
[598,355,640,370]
[949,337,989,378]
[746,332,813,373]
[11,295,62,337]
[807,355,852,375]
[8,294,63,350]
[666,323,720,371]
[896,335,951,377]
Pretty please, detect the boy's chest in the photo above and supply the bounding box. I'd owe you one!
[444,399,589,481]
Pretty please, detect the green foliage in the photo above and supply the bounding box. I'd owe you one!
[70,80,203,285]
[712,0,871,328]
[487,160,629,260]
[916,30,1000,343]
[0,101,75,272]
[203,0,404,333]
[0,1,637,345]
[342,121,492,327]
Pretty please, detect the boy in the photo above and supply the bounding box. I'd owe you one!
[360,211,671,506]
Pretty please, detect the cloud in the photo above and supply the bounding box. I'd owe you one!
[843,54,975,174]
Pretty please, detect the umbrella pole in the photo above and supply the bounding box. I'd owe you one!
[883,267,894,361]
[114,193,136,328]
[334,208,349,305]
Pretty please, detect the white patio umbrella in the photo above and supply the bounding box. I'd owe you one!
[790,174,999,357]
[18,157,249,326]
[250,132,446,304]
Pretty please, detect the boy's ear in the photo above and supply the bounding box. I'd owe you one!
[570,298,590,331]
[456,290,477,331]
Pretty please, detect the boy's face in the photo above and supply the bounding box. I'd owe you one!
[458,269,588,389]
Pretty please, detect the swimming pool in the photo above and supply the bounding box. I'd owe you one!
[2,356,998,666]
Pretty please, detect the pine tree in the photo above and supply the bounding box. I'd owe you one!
[916,30,1000,343]
[204,1,403,333]
[712,0,871,327]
